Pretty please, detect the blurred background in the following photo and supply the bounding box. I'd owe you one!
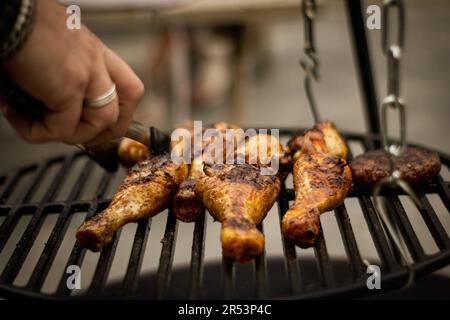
[0,0,449,299]
[1,0,449,166]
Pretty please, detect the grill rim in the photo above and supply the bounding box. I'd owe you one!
[0,130,449,300]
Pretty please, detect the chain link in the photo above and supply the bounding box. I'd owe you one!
[380,0,406,155]
[382,0,405,55]
[300,0,320,123]
[373,0,421,287]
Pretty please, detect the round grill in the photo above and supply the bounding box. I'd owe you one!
[0,130,449,299]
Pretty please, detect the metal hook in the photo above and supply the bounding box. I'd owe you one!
[372,175,421,288]
[300,59,320,123]
[300,0,320,124]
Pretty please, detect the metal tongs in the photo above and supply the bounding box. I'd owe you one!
[79,122,171,172]
[0,72,171,172]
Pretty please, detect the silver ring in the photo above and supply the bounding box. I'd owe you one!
[83,84,117,109]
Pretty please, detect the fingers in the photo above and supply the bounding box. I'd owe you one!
[65,57,120,144]
[84,48,144,146]
[2,46,142,145]
[2,97,82,143]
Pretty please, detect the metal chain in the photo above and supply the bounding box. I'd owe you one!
[372,0,422,287]
[300,0,320,123]
[380,0,406,156]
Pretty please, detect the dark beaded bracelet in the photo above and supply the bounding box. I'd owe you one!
[0,0,36,61]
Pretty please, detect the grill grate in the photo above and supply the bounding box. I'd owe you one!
[0,131,449,299]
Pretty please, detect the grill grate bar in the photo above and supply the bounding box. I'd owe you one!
[0,131,449,300]
[384,197,426,261]
[188,210,206,299]
[313,227,335,288]
[0,161,60,254]
[416,191,449,250]
[0,171,22,204]
[358,195,398,271]
[437,175,450,213]
[283,185,441,200]
[347,184,440,198]
[17,163,49,204]
[277,185,302,294]
[254,223,268,298]
[0,208,22,254]
[334,204,366,279]
[26,161,95,291]
[0,155,77,284]
[123,218,151,299]
[222,257,234,299]
[87,230,122,297]
[56,171,113,296]
[363,136,377,151]
[156,209,178,299]
[333,137,366,279]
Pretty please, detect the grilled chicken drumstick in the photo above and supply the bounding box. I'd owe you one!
[282,121,352,248]
[173,122,241,222]
[195,133,285,262]
[118,137,151,168]
[173,155,205,222]
[287,121,347,161]
[196,163,281,262]
[77,154,188,251]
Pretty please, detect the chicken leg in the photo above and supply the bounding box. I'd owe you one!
[195,163,280,262]
[282,121,351,248]
[77,154,188,251]
[282,152,351,247]
[173,122,241,222]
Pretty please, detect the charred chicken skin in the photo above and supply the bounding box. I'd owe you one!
[173,155,205,222]
[282,121,352,248]
[287,121,347,161]
[194,133,285,262]
[195,163,280,262]
[76,154,188,251]
[173,122,241,222]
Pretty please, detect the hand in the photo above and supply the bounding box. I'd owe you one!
[1,0,144,146]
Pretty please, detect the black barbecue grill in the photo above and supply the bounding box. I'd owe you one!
[1,1,450,300]
[0,130,449,299]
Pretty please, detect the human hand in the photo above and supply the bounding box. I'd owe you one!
[1,0,144,146]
